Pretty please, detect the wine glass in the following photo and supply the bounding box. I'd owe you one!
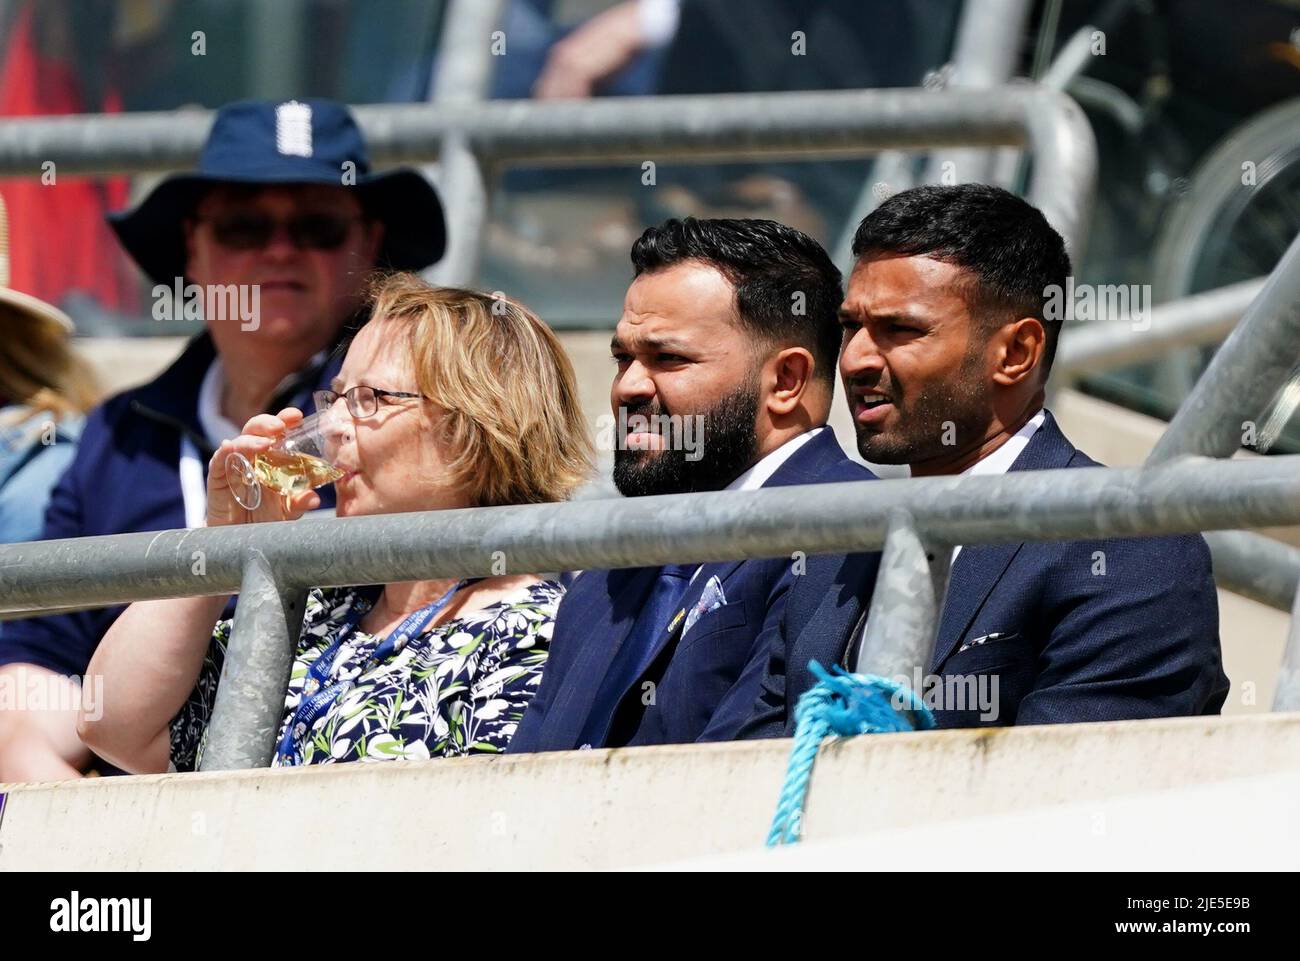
[225,411,344,512]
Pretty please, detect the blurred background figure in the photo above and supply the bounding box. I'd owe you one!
[0,196,99,544]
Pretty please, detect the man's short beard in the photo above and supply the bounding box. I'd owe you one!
[855,347,992,466]
[613,382,760,497]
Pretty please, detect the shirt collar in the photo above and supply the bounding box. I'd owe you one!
[196,358,241,445]
[725,426,826,492]
[196,349,331,446]
[961,408,1047,477]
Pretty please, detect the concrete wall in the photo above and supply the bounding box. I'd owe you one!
[3,712,1300,869]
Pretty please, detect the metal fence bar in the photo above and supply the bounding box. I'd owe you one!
[1148,231,1300,464]
[1054,277,1266,380]
[1203,530,1300,613]
[1272,576,1300,712]
[0,86,1097,257]
[425,0,504,287]
[920,0,1032,190]
[1,456,1297,615]
[855,510,951,680]
[198,551,307,771]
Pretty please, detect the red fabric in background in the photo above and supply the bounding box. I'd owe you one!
[0,3,138,314]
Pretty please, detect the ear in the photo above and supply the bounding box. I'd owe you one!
[765,346,816,417]
[991,317,1046,387]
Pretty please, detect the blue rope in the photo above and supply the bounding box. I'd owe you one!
[766,660,935,846]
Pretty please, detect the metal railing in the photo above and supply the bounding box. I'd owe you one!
[1054,277,1267,381]
[0,84,1098,266]
[0,78,1298,768]
[1,454,1299,769]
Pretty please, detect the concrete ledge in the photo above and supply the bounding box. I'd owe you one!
[3,712,1300,870]
[662,769,1300,870]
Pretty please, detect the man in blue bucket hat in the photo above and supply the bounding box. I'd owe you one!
[0,99,446,781]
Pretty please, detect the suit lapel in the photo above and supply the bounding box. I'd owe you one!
[929,542,1025,671]
[929,411,1077,671]
[655,428,856,650]
[636,557,745,671]
[552,567,659,740]
[761,427,856,488]
[797,551,877,670]
[614,430,857,695]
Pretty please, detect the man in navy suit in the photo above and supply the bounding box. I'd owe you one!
[509,217,873,752]
[739,184,1228,737]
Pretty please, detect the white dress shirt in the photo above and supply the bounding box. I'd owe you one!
[948,409,1045,561]
[179,359,243,529]
[677,426,827,586]
[724,426,825,493]
[853,410,1046,669]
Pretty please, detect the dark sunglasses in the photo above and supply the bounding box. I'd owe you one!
[201,212,361,251]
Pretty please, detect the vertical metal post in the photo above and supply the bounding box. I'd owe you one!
[199,551,308,771]
[425,0,505,287]
[1271,577,1300,712]
[430,136,490,286]
[854,509,950,681]
[249,0,306,97]
[921,0,1032,189]
[1147,230,1300,464]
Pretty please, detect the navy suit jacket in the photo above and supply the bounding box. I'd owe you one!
[508,428,875,753]
[739,411,1229,737]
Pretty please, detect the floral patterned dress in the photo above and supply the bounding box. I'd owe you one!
[170,579,560,770]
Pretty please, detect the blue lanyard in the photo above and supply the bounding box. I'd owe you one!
[274,579,477,766]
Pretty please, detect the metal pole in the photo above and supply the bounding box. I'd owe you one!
[249,0,305,99]
[1055,277,1266,381]
[1272,577,1300,712]
[855,510,950,679]
[1021,88,1096,261]
[2,455,1299,614]
[921,0,1032,189]
[0,87,1096,257]
[1148,230,1300,464]
[198,551,307,771]
[425,0,504,287]
[1204,530,1300,613]
[429,135,489,286]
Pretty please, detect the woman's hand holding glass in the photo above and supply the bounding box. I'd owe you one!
[206,406,343,526]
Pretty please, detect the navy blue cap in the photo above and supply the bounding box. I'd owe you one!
[108,99,446,283]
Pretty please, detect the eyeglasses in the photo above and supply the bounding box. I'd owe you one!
[314,386,422,419]
[201,212,361,251]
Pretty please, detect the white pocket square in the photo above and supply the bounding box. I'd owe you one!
[958,631,1018,653]
[682,575,727,637]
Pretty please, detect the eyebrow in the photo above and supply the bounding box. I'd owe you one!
[610,334,694,354]
[837,306,930,325]
[328,376,344,392]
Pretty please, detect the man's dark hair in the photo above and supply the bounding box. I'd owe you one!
[851,184,1072,376]
[630,217,843,387]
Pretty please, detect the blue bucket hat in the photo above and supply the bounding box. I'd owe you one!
[108,98,446,284]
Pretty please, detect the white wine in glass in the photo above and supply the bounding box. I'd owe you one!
[226,411,343,511]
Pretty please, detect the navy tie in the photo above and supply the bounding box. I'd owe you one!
[577,563,695,746]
